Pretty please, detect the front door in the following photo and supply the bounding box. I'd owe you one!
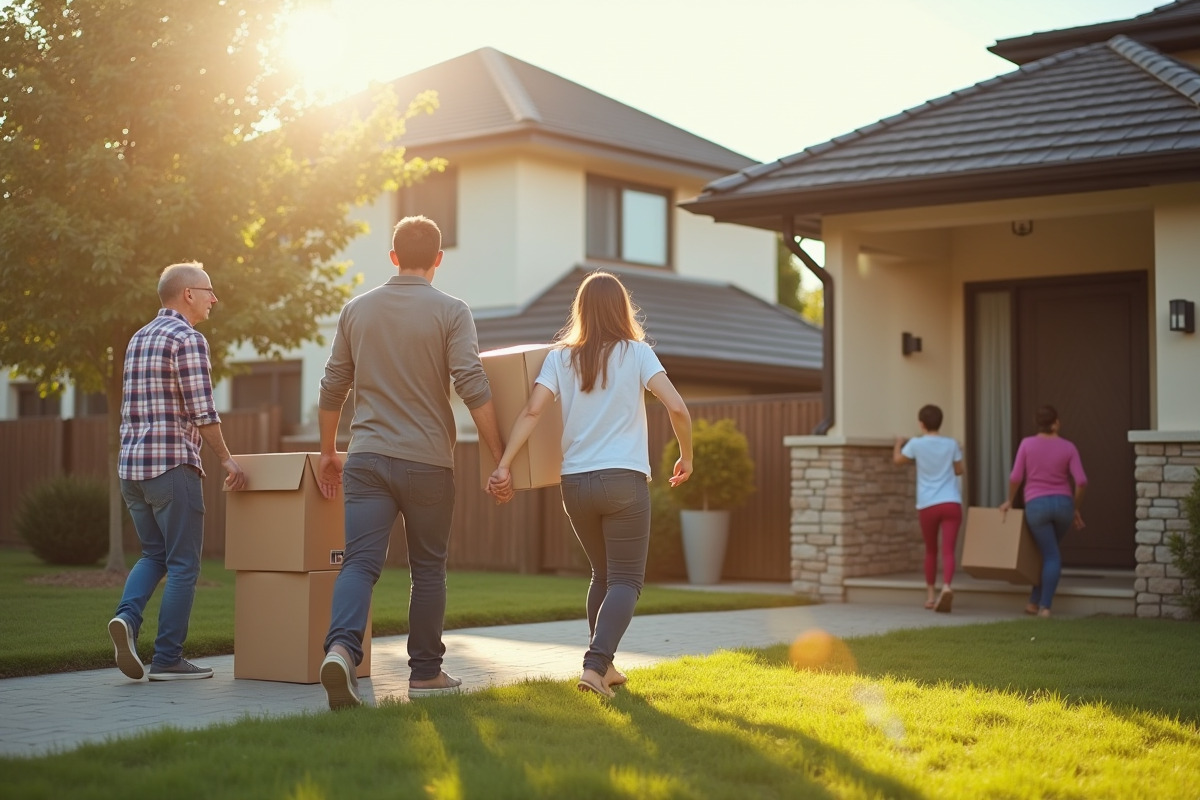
[968,272,1148,569]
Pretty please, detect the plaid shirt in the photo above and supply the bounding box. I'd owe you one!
[118,309,221,480]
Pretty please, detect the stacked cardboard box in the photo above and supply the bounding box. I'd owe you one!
[225,453,371,684]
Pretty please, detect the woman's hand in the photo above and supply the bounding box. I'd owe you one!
[1072,510,1086,531]
[487,465,515,504]
[998,500,1012,520]
[668,457,692,487]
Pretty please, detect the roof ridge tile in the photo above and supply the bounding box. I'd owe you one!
[478,47,542,124]
[1107,34,1200,105]
[700,42,1105,196]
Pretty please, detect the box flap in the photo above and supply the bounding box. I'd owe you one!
[482,343,555,359]
[229,452,310,492]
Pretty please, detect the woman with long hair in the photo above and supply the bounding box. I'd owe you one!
[488,271,692,697]
[1000,405,1088,618]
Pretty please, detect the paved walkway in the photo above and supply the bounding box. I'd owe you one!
[0,600,1023,759]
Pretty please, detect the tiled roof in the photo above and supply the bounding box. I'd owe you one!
[990,0,1200,65]
[683,36,1200,230]
[383,48,757,178]
[474,266,823,390]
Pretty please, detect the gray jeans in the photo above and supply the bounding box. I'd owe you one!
[324,453,455,680]
[560,469,651,675]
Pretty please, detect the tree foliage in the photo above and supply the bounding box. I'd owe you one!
[0,0,442,568]
[776,234,823,327]
[1167,468,1200,619]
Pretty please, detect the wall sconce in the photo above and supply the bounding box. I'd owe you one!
[1169,299,1195,333]
[902,332,923,356]
[1011,220,1034,237]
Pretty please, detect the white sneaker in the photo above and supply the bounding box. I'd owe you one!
[108,617,145,681]
[320,649,361,710]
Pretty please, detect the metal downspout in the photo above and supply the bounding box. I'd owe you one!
[783,216,834,435]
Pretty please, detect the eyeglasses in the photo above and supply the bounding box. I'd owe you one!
[187,287,217,297]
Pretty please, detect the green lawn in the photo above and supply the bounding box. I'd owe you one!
[1,617,1197,799]
[0,548,806,678]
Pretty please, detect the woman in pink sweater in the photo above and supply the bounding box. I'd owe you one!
[999,405,1087,618]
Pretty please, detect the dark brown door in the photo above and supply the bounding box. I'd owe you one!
[1015,274,1148,568]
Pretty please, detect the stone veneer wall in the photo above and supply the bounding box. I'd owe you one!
[787,437,924,602]
[1130,432,1200,619]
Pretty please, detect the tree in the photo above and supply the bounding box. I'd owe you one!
[776,234,824,327]
[0,0,442,571]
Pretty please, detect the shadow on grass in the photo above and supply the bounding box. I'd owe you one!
[414,680,920,800]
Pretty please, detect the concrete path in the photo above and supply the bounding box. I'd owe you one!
[0,602,1021,759]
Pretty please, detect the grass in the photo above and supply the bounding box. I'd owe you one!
[0,548,806,678]
[1,617,1198,799]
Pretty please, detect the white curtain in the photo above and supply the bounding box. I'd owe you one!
[975,291,1012,506]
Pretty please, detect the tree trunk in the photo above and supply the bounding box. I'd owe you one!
[104,343,127,574]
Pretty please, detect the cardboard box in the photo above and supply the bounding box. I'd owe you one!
[961,506,1043,585]
[225,453,346,573]
[234,570,371,684]
[479,343,563,490]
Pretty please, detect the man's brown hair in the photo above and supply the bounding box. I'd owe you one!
[392,215,442,271]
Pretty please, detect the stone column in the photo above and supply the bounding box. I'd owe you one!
[786,436,923,602]
[1128,431,1200,619]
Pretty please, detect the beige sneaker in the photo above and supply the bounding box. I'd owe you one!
[320,647,362,710]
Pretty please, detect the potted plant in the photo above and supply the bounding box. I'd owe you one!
[660,418,755,584]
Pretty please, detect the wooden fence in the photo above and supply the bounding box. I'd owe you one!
[1,392,822,580]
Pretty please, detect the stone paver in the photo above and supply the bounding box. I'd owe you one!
[0,602,1019,759]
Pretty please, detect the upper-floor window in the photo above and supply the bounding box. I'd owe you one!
[396,166,457,248]
[586,175,670,267]
[231,360,302,434]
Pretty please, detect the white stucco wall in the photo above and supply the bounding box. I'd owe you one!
[823,188,1172,441]
[1153,197,1200,431]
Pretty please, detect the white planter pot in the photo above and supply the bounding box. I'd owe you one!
[680,509,731,585]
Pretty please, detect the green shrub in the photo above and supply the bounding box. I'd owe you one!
[647,481,685,580]
[14,475,109,566]
[1167,467,1200,619]
[660,418,755,511]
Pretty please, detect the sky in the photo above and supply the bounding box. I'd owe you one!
[290,0,1163,163]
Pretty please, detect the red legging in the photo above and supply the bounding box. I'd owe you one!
[918,502,962,587]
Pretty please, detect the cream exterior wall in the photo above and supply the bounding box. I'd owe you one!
[1154,198,1200,431]
[822,186,1192,442]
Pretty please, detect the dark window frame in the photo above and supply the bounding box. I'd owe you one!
[395,166,458,248]
[585,174,673,268]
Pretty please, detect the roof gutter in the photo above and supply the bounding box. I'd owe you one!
[783,215,833,435]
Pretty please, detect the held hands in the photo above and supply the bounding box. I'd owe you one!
[487,465,515,504]
[668,458,692,488]
[222,457,247,491]
[317,452,344,500]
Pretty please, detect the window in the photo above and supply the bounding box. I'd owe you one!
[586,176,671,267]
[231,361,302,433]
[396,166,457,247]
[15,383,61,417]
[73,391,108,417]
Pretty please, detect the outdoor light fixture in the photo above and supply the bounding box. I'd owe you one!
[1011,220,1034,236]
[902,332,922,356]
[1169,299,1195,333]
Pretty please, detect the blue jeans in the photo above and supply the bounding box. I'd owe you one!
[325,453,455,680]
[115,465,205,667]
[560,469,651,675]
[1025,494,1075,610]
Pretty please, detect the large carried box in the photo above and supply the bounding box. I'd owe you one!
[961,506,1043,585]
[233,570,371,684]
[225,453,346,573]
[479,343,564,491]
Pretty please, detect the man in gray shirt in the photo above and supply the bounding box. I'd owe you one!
[315,215,510,709]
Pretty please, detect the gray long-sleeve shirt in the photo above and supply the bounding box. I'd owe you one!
[318,275,492,468]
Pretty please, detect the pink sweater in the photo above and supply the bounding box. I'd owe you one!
[1010,435,1088,502]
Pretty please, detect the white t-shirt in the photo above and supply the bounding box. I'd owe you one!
[900,434,963,510]
[535,341,665,476]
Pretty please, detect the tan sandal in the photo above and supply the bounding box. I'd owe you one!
[577,668,615,699]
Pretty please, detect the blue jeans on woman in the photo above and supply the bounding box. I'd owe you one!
[560,469,651,676]
[1025,494,1075,610]
[115,465,205,668]
[325,453,456,680]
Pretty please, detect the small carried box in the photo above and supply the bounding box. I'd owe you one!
[478,343,564,491]
[960,506,1042,585]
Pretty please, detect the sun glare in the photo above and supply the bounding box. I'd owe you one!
[280,6,363,100]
